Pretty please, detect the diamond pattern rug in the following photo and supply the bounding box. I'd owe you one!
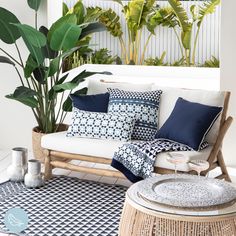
[0,176,127,236]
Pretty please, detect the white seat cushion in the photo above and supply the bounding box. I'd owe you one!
[41,131,126,159]
[41,132,212,171]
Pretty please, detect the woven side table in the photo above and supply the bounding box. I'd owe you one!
[119,183,236,236]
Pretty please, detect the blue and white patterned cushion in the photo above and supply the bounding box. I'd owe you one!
[107,88,162,141]
[67,108,136,141]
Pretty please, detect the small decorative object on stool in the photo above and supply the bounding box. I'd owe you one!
[24,159,44,188]
[7,147,28,182]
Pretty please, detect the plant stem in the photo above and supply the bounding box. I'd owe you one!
[55,92,65,123]
[14,43,24,67]
[14,66,25,86]
[35,11,38,30]
[135,29,142,65]
[140,33,152,64]
[0,48,23,67]
[192,26,201,65]
[119,37,128,64]
[173,27,184,58]
[185,49,190,66]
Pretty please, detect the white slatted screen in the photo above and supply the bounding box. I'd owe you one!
[64,0,220,65]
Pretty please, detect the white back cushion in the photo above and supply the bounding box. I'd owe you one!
[152,85,225,144]
[87,74,153,94]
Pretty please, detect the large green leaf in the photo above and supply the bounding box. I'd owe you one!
[168,0,191,32]
[48,14,77,41]
[72,1,85,25]
[6,94,38,108]
[27,0,42,11]
[147,7,178,34]
[167,0,192,49]
[198,0,220,27]
[6,86,38,108]
[24,54,38,78]
[50,23,82,51]
[48,73,69,100]
[33,66,46,84]
[0,7,21,44]
[0,56,15,66]
[62,96,73,112]
[125,0,145,41]
[53,70,99,92]
[48,57,60,76]
[99,8,123,37]
[79,22,106,39]
[14,24,46,47]
[63,3,69,16]
[39,26,58,59]
[14,24,46,65]
[85,6,103,23]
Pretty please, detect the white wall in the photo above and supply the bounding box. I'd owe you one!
[0,0,62,151]
[220,1,236,168]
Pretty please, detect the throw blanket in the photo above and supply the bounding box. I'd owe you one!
[111,139,195,183]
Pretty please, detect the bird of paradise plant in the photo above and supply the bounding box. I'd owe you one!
[0,0,106,133]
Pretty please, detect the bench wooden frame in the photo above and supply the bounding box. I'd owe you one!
[44,92,233,182]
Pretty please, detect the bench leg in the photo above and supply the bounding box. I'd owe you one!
[44,150,52,180]
[218,150,231,182]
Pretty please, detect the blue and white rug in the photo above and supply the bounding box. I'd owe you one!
[0,176,127,236]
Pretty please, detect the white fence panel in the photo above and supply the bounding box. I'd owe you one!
[64,0,220,65]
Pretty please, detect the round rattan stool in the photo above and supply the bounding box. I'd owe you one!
[119,182,236,236]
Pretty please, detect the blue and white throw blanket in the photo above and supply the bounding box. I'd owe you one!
[111,139,195,183]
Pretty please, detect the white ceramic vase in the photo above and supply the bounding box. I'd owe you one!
[24,159,44,188]
[7,147,28,182]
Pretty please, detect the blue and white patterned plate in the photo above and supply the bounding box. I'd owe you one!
[137,174,236,209]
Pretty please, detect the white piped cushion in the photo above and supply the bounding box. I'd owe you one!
[41,132,213,171]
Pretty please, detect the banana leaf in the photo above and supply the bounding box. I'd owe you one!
[14,24,46,65]
[99,9,123,38]
[50,23,82,51]
[63,3,69,16]
[0,7,21,44]
[27,0,42,11]
[6,86,39,108]
[79,22,106,39]
[168,0,192,50]
[39,26,58,59]
[72,1,85,25]
[125,0,147,41]
[48,14,77,41]
[24,54,38,78]
[197,0,220,27]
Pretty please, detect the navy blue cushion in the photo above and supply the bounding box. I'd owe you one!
[155,97,222,150]
[70,93,109,113]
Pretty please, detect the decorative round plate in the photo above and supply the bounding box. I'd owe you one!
[137,174,236,209]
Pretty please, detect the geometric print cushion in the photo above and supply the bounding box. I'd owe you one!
[66,108,136,142]
[107,88,162,141]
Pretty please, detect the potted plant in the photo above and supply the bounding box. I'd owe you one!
[0,0,106,161]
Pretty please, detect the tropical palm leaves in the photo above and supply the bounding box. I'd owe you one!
[166,0,220,66]
[198,0,221,26]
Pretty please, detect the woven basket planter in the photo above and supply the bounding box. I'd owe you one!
[32,124,68,163]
